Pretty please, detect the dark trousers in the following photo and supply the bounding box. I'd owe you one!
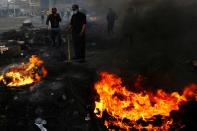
[51,28,62,46]
[72,33,86,60]
[107,21,115,35]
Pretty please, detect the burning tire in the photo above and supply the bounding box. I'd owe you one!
[0,55,47,89]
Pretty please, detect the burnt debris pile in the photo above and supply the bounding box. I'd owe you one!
[1,28,50,46]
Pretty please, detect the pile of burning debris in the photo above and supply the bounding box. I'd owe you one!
[94,72,197,130]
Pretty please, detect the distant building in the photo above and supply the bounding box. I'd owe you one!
[29,0,40,15]
[40,0,68,11]
[0,0,8,8]
[40,0,49,11]
[7,0,40,16]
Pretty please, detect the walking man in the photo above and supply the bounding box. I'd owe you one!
[107,8,118,35]
[69,4,86,63]
[46,8,62,47]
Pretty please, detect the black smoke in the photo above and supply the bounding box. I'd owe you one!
[120,0,197,87]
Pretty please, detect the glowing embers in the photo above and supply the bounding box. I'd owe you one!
[0,55,47,88]
[94,72,197,130]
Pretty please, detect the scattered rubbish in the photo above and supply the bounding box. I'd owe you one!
[8,40,15,43]
[17,41,25,45]
[35,117,47,131]
[85,113,91,121]
[13,96,18,100]
[20,52,24,56]
[22,19,33,29]
[62,94,67,100]
[50,92,54,96]
[0,45,9,54]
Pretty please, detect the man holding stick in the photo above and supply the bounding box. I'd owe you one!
[68,4,86,63]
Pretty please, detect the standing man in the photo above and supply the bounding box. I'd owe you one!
[46,7,62,47]
[106,8,118,35]
[69,4,86,63]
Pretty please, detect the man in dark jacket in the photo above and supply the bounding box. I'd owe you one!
[107,8,117,35]
[69,4,86,63]
[46,7,62,47]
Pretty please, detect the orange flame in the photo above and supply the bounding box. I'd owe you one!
[94,72,197,130]
[0,55,47,87]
